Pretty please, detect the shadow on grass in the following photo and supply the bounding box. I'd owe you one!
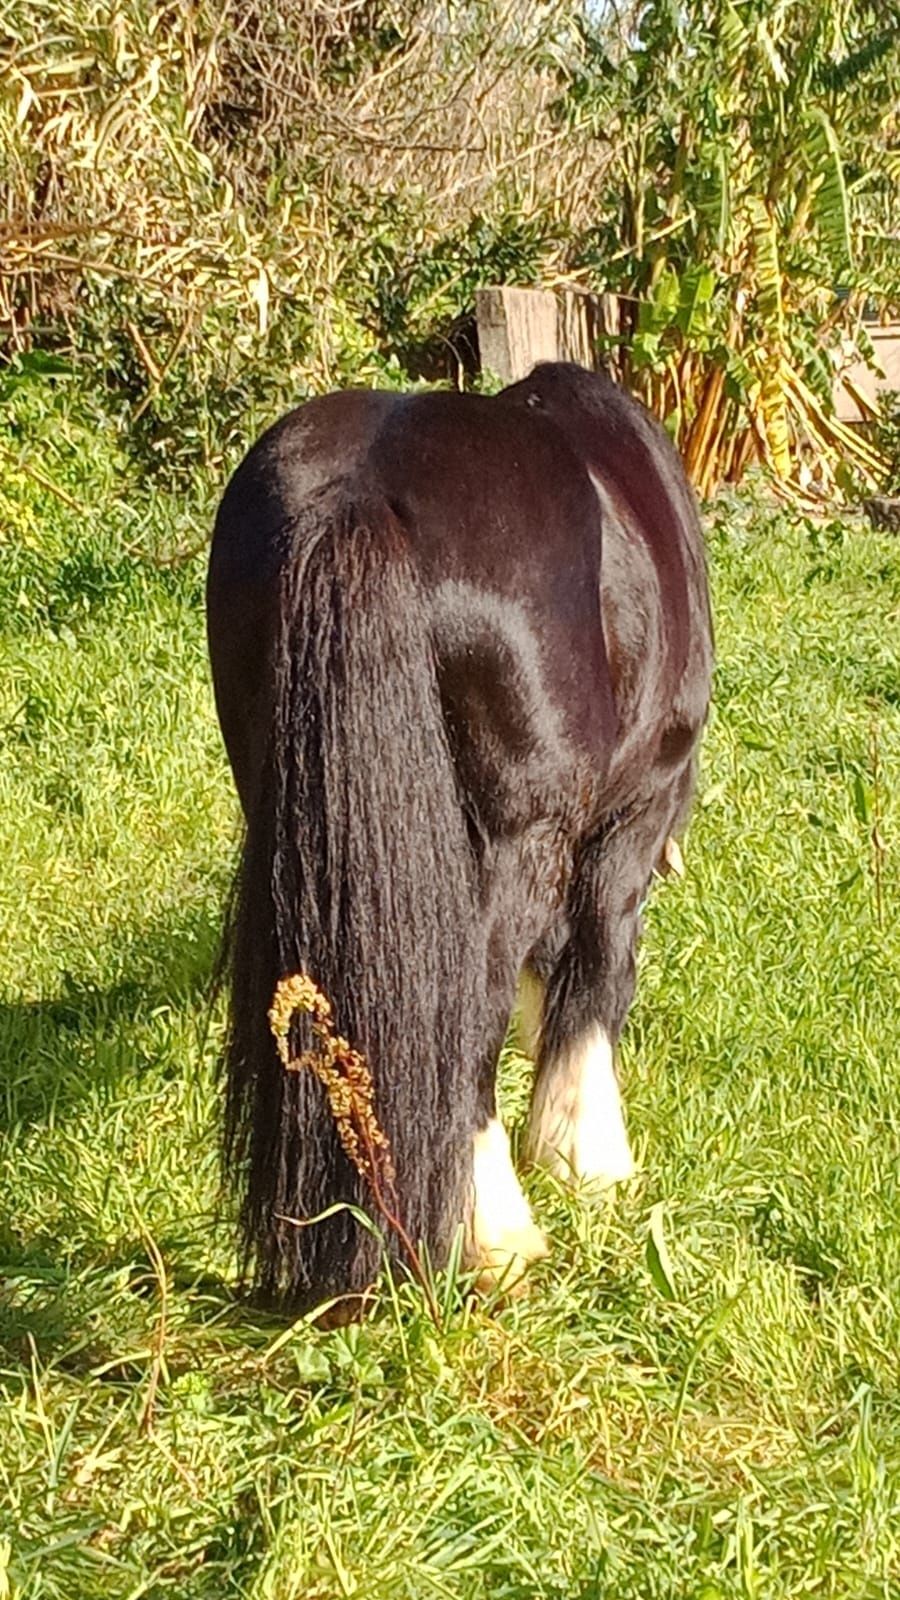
[0,896,231,1134]
[0,1251,274,1372]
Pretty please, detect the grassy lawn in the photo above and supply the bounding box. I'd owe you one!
[1,387,899,1598]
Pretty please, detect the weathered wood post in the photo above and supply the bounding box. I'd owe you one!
[475,286,622,383]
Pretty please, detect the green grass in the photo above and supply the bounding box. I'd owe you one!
[1,386,899,1598]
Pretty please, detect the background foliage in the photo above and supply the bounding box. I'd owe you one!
[2,1,606,482]
[2,1,899,492]
[565,0,900,494]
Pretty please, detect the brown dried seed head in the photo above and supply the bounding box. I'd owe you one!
[268,972,396,1190]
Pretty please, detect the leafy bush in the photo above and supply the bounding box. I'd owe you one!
[2,2,899,497]
[1,2,601,482]
[556,0,900,497]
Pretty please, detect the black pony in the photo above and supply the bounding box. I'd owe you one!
[207,362,712,1309]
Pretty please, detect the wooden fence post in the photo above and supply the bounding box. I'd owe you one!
[475,286,623,383]
[475,287,559,383]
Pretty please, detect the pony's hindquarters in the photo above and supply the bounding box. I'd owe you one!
[212,484,486,1307]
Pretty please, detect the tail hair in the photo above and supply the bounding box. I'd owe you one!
[222,479,484,1306]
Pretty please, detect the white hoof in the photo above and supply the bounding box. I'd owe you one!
[526,1024,636,1190]
[468,1118,549,1288]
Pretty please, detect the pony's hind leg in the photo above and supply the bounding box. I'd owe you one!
[466,1000,548,1287]
[524,776,691,1189]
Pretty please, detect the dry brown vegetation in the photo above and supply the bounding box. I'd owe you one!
[1,4,604,403]
[2,2,899,494]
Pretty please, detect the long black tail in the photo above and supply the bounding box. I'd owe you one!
[223,481,484,1306]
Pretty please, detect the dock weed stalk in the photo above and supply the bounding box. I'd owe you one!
[269,973,442,1325]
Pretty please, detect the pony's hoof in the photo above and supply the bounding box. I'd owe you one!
[532,1143,637,1194]
[471,1221,550,1295]
[526,1024,636,1192]
[575,1164,637,1203]
[468,1118,548,1292]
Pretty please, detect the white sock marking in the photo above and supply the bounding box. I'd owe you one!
[526,1024,635,1188]
[469,1118,548,1284]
